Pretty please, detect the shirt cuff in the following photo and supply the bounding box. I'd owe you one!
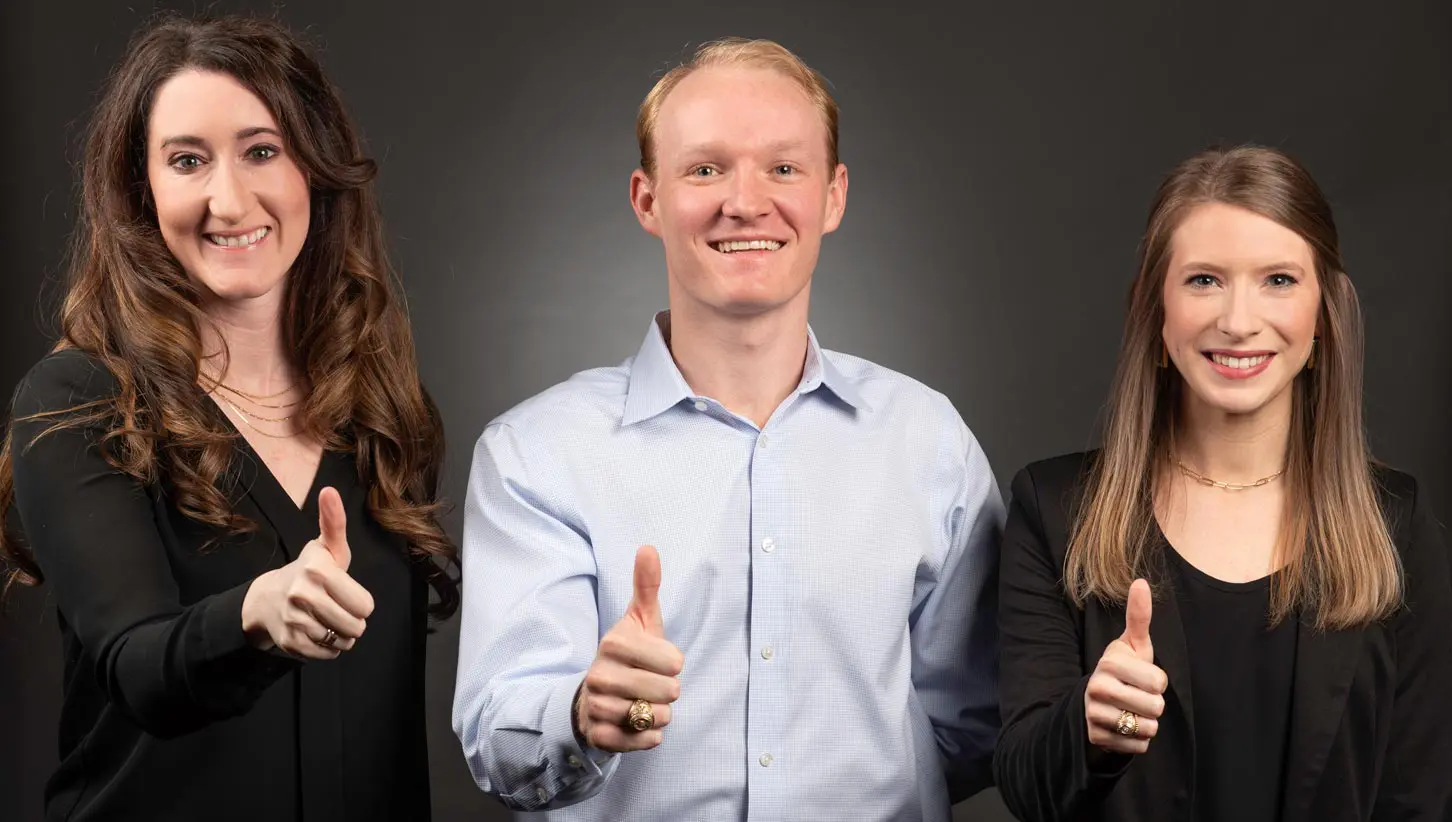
[192,581,298,706]
[544,671,617,777]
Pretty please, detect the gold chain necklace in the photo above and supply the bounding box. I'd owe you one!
[215,394,298,439]
[214,381,302,409]
[1176,461,1284,491]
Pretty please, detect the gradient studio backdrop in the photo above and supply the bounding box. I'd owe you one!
[2,1,1448,820]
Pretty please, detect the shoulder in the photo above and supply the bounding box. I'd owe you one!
[10,349,119,418]
[819,348,978,445]
[1014,450,1099,502]
[486,361,630,436]
[1369,463,1444,560]
[1370,463,1419,526]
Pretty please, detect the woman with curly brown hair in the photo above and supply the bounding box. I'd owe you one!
[0,14,456,821]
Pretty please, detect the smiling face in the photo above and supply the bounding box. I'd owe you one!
[1162,202,1322,420]
[146,69,310,307]
[630,65,847,318]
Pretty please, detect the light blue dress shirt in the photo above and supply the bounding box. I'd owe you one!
[454,313,1004,821]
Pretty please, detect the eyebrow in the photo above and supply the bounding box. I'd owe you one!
[1180,260,1307,274]
[158,126,282,150]
[678,138,813,157]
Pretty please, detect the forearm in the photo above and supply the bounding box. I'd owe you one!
[454,669,618,810]
[994,677,1131,822]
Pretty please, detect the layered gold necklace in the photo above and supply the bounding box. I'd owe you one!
[204,378,304,440]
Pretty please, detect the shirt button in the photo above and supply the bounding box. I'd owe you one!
[535,786,549,802]
[759,753,774,767]
[568,755,583,768]
[693,400,708,412]
[761,537,775,553]
[761,645,774,660]
[758,434,769,449]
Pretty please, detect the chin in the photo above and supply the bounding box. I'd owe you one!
[1185,382,1288,418]
[192,271,288,303]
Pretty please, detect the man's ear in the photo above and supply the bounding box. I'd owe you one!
[822,163,848,234]
[631,168,663,238]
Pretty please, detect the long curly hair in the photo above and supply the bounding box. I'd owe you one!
[0,14,459,619]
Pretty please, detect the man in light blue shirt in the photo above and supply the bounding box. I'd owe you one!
[454,37,1004,821]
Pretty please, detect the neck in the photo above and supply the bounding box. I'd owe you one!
[663,296,811,429]
[1175,387,1292,484]
[198,292,297,395]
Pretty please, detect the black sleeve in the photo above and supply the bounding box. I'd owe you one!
[9,351,297,739]
[992,465,1132,822]
[1373,478,1452,819]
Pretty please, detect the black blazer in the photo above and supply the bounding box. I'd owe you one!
[992,451,1452,822]
[9,350,433,822]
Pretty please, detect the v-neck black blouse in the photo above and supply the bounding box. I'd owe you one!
[9,350,432,822]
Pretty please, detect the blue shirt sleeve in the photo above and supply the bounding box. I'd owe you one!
[908,405,1005,801]
[452,421,619,811]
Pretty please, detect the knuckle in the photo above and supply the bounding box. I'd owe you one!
[599,633,625,658]
[583,669,611,695]
[666,649,685,676]
[665,679,681,703]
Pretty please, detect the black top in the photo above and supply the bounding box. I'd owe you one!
[992,451,1452,822]
[9,350,432,822]
[1164,544,1297,822]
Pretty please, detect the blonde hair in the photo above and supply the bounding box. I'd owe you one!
[636,37,840,178]
[1065,145,1401,630]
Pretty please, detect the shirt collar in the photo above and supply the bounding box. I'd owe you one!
[623,312,869,427]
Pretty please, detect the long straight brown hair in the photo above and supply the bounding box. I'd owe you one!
[0,14,459,618]
[1065,145,1400,630]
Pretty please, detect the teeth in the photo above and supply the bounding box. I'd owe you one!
[715,239,783,253]
[1211,353,1270,369]
[207,227,269,248]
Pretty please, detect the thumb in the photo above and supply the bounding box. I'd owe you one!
[317,486,350,571]
[1122,578,1154,661]
[628,545,664,636]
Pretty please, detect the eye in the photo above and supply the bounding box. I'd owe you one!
[689,165,719,178]
[246,144,280,162]
[169,153,204,172]
[1187,273,1219,288]
[772,164,796,176]
[1267,272,1298,288]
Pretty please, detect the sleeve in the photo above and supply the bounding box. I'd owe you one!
[991,465,1132,821]
[908,412,1005,801]
[8,352,296,740]
[451,421,617,812]
[1372,478,1452,819]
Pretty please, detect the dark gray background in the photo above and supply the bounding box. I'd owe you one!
[2,1,1448,820]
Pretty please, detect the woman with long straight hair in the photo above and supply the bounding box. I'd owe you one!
[0,14,456,821]
[993,145,1451,820]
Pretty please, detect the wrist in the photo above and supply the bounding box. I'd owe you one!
[240,572,277,650]
[571,681,589,748]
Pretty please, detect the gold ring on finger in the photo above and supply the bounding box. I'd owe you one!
[625,698,654,732]
[1115,709,1139,737]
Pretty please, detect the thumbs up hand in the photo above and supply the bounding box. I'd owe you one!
[1085,579,1170,754]
[574,545,685,753]
[241,486,376,659]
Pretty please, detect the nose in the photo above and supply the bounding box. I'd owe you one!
[206,159,255,223]
[721,170,772,220]
[1215,279,1262,339]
